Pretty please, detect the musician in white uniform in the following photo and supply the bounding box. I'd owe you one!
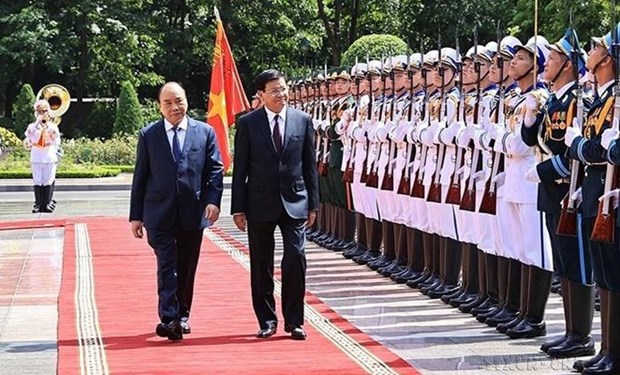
[24,99,60,213]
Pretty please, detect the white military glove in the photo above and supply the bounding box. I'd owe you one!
[492,171,506,188]
[601,119,620,150]
[320,119,330,131]
[420,120,439,146]
[456,126,473,148]
[440,121,464,144]
[599,188,620,210]
[571,187,583,207]
[472,170,486,182]
[487,123,498,140]
[523,93,539,128]
[524,166,541,183]
[432,120,447,144]
[564,119,582,147]
[455,165,467,178]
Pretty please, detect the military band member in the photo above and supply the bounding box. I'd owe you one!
[566,25,620,375]
[24,99,60,213]
[522,28,596,358]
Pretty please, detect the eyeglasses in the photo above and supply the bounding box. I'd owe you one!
[264,87,288,97]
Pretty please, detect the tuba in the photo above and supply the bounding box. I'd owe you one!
[36,84,71,125]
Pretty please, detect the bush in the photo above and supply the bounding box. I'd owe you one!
[341,34,410,66]
[113,81,144,136]
[0,167,121,179]
[62,134,138,165]
[0,126,28,160]
[83,101,116,140]
[12,84,36,136]
[142,99,162,125]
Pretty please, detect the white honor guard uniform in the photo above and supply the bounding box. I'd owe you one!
[344,62,370,218]
[431,47,460,240]
[493,38,553,271]
[376,55,410,224]
[25,100,60,213]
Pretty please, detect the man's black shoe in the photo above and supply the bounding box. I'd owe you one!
[180,320,191,334]
[256,322,277,338]
[285,324,307,340]
[155,320,183,341]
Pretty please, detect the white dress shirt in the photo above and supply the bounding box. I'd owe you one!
[164,116,188,155]
[264,106,287,144]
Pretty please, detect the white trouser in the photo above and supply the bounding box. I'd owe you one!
[31,162,56,186]
[502,200,553,271]
[475,188,496,255]
[350,175,366,216]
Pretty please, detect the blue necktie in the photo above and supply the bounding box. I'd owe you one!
[273,115,282,154]
[172,126,182,164]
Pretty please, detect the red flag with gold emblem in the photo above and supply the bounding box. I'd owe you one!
[207,7,250,172]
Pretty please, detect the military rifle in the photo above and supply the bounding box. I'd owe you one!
[411,45,429,199]
[460,28,481,212]
[381,56,397,191]
[427,34,446,203]
[366,57,387,188]
[317,63,330,177]
[360,54,372,183]
[343,57,360,183]
[398,55,416,195]
[446,31,465,205]
[479,21,504,215]
[592,18,620,243]
[313,73,322,164]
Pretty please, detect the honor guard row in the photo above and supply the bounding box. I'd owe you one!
[284,23,620,374]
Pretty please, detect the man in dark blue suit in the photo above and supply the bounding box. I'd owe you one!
[130,82,224,341]
[231,70,319,340]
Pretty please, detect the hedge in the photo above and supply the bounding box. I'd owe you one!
[0,168,121,179]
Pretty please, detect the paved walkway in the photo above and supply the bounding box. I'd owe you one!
[0,185,591,374]
[0,174,232,192]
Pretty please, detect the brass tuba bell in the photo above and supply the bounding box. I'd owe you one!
[36,84,71,126]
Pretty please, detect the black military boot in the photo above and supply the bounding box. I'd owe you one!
[583,289,620,375]
[39,185,53,213]
[574,288,608,373]
[428,238,461,299]
[450,244,479,307]
[32,186,42,213]
[485,258,520,327]
[548,280,595,358]
[497,262,529,334]
[506,265,551,339]
[541,277,571,353]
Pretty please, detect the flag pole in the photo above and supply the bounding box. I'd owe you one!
[214,6,221,22]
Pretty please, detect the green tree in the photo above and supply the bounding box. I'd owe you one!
[0,3,60,116]
[342,34,409,65]
[12,84,36,136]
[511,0,611,46]
[113,81,143,136]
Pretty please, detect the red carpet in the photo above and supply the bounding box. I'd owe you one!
[39,217,420,374]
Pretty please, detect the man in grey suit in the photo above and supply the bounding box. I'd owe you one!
[130,82,224,341]
[231,69,319,340]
